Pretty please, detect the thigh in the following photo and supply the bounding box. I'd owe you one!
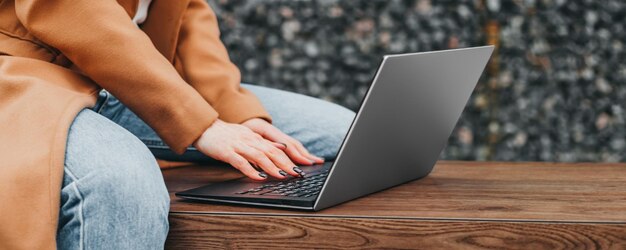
[95,90,213,162]
[95,84,355,161]
[242,84,355,159]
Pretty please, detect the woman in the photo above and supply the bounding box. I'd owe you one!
[0,0,354,248]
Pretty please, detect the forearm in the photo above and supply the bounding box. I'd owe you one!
[15,0,216,153]
[176,0,271,124]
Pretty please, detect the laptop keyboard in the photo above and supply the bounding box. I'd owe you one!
[235,169,330,198]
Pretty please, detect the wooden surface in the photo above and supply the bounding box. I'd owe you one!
[163,161,626,249]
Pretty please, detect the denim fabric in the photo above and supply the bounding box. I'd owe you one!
[96,83,356,161]
[59,84,354,249]
[58,109,170,250]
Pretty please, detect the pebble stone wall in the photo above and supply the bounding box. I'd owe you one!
[207,0,626,162]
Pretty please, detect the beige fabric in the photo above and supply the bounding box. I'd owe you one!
[0,0,270,248]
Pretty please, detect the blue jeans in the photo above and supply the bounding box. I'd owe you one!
[58,84,355,249]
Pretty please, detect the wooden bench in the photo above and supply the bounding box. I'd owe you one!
[163,161,626,249]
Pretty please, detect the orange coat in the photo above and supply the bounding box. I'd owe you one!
[0,0,270,248]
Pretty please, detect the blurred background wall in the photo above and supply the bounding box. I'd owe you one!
[206,0,626,162]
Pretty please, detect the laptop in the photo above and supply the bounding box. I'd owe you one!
[176,46,494,211]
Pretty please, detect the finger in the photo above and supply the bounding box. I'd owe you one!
[262,129,315,165]
[281,136,323,165]
[224,153,267,181]
[291,139,325,164]
[272,142,287,150]
[280,140,316,165]
[251,140,301,177]
[252,140,299,177]
[237,145,286,179]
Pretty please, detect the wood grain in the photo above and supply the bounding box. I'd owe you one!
[164,161,626,222]
[165,214,626,250]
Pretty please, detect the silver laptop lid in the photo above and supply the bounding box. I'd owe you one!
[314,46,494,210]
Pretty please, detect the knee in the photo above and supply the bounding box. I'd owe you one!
[65,110,169,227]
[324,104,355,145]
[82,135,170,238]
[90,137,170,220]
[309,103,356,159]
[92,149,170,214]
[239,84,356,158]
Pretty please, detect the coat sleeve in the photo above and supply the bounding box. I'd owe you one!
[176,0,272,124]
[14,0,217,154]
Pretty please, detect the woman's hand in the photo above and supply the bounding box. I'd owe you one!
[193,119,303,180]
[241,118,324,165]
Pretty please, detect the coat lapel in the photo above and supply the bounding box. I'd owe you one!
[140,0,191,62]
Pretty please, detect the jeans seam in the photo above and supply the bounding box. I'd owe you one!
[95,91,110,114]
[64,167,85,250]
[142,139,169,148]
[143,139,202,151]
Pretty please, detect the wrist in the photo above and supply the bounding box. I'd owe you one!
[194,119,221,148]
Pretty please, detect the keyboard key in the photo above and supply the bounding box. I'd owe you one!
[234,170,329,196]
[297,192,311,197]
[257,190,274,195]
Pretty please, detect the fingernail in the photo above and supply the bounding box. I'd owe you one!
[258,172,268,179]
[293,166,305,177]
[278,170,288,177]
[280,142,287,148]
